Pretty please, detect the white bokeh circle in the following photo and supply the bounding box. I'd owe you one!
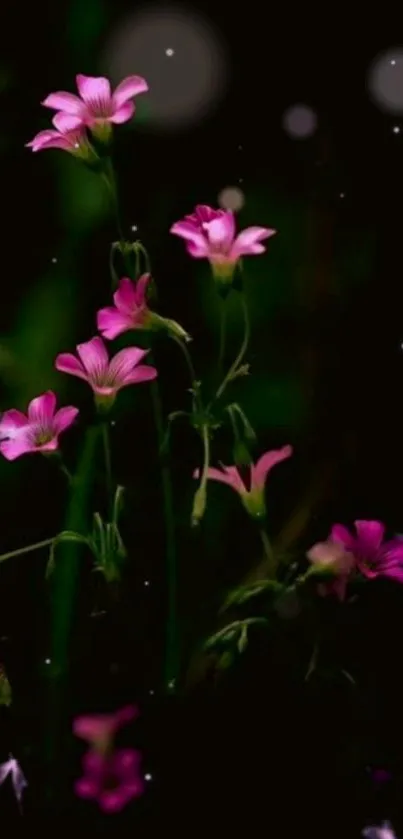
[103,4,229,131]
[282,104,317,138]
[218,186,245,211]
[368,48,403,114]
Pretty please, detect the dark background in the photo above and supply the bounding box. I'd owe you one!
[0,2,403,833]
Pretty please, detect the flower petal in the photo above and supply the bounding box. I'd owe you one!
[26,130,72,152]
[231,226,276,259]
[42,91,85,115]
[134,273,151,307]
[113,277,137,314]
[73,714,115,746]
[186,240,210,258]
[0,434,33,460]
[354,520,385,555]
[107,347,148,384]
[76,337,109,378]
[55,352,88,381]
[203,212,235,251]
[112,75,149,108]
[170,220,209,252]
[76,74,111,110]
[52,406,79,434]
[52,112,84,134]
[97,307,135,340]
[109,102,135,124]
[193,465,245,494]
[251,445,293,490]
[27,391,56,424]
[329,524,355,550]
[75,777,99,799]
[120,364,157,385]
[0,409,28,437]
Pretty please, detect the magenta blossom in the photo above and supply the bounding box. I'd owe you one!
[75,748,144,813]
[97,274,190,342]
[73,705,138,755]
[0,391,78,461]
[0,755,27,806]
[42,74,148,141]
[194,445,292,519]
[26,112,96,160]
[362,822,397,839]
[306,540,356,601]
[55,336,157,407]
[331,520,403,583]
[170,204,276,283]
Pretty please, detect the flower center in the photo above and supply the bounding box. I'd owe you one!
[32,424,53,447]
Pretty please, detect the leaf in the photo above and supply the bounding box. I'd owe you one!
[237,624,249,653]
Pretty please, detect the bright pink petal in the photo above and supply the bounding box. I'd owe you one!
[52,406,79,433]
[112,75,149,108]
[99,782,143,813]
[52,112,83,134]
[193,465,246,494]
[113,277,137,314]
[329,524,355,550]
[55,352,88,381]
[42,91,85,115]
[76,337,109,378]
[107,347,148,384]
[251,445,293,490]
[134,273,151,307]
[0,409,28,436]
[76,74,111,111]
[191,204,222,224]
[230,226,276,259]
[186,240,210,258]
[109,102,135,124]
[75,777,99,799]
[203,212,235,251]
[73,714,115,745]
[0,434,33,460]
[26,130,72,152]
[354,520,385,555]
[121,365,157,385]
[82,749,105,775]
[170,220,209,252]
[97,307,135,340]
[27,391,56,424]
[379,565,403,583]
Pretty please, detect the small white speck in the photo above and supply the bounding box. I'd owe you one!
[111,421,116,427]
[165,48,174,57]
[391,60,396,66]
[145,773,152,781]
[144,580,150,587]
[149,689,155,696]
[238,145,242,151]
[74,143,80,149]
[168,679,175,690]
[393,125,400,134]
[51,257,57,263]
[131,225,137,232]
[339,192,345,198]
[239,178,243,183]
[45,658,51,665]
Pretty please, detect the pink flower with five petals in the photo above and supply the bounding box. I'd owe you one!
[75,748,144,813]
[194,445,292,519]
[0,391,78,461]
[330,519,403,583]
[42,74,148,141]
[97,274,190,342]
[26,112,96,160]
[73,705,138,755]
[170,204,276,284]
[55,336,157,408]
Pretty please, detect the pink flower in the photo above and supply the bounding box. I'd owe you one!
[97,274,190,342]
[55,336,157,407]
[75,748,144,813]
[0,391,78,461]
[170,204,276,283]
[26,112,96,160]
[73,705,138,755]
[42,74,148,140]
[193,445,292,519]
[306,539,356,601]
[0,755,27,805]
[330,520,403,583]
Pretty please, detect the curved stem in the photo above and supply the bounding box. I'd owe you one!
[0,537,56,563]
[218,297,228,372]
[214,293,250,402]
[171,335,197,387]
[259,527,276,578]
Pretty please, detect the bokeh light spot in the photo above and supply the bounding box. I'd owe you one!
[218,186,245,211]
[368,48,403,114]
[104,4,228,131]
[282,104,317,138]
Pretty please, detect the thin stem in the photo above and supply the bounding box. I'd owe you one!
[214,293,250,402]
[102,423,113,515]
[191,422,210,527]
[102,160,125,243]
[200,423,210,492]
[218,297,228,372]
[0,537,56,563]
[259,527,276,578]
[171,335,197,387]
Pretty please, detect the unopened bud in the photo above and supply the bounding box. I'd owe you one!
[191,484,207,526]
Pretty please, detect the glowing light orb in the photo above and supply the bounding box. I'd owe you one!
[368,48,403,114]
[218,186,245,211]
[282,104,317,138]
[104,4,228,131]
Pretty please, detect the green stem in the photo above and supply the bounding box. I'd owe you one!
[0,537,55,563]
[191,423,211,527]
[214,293,250,402]
[102,159,125,243]
[102,422,113,514]
[171,335,197,387]
[218,297,227,372]
[259,527,276,578]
